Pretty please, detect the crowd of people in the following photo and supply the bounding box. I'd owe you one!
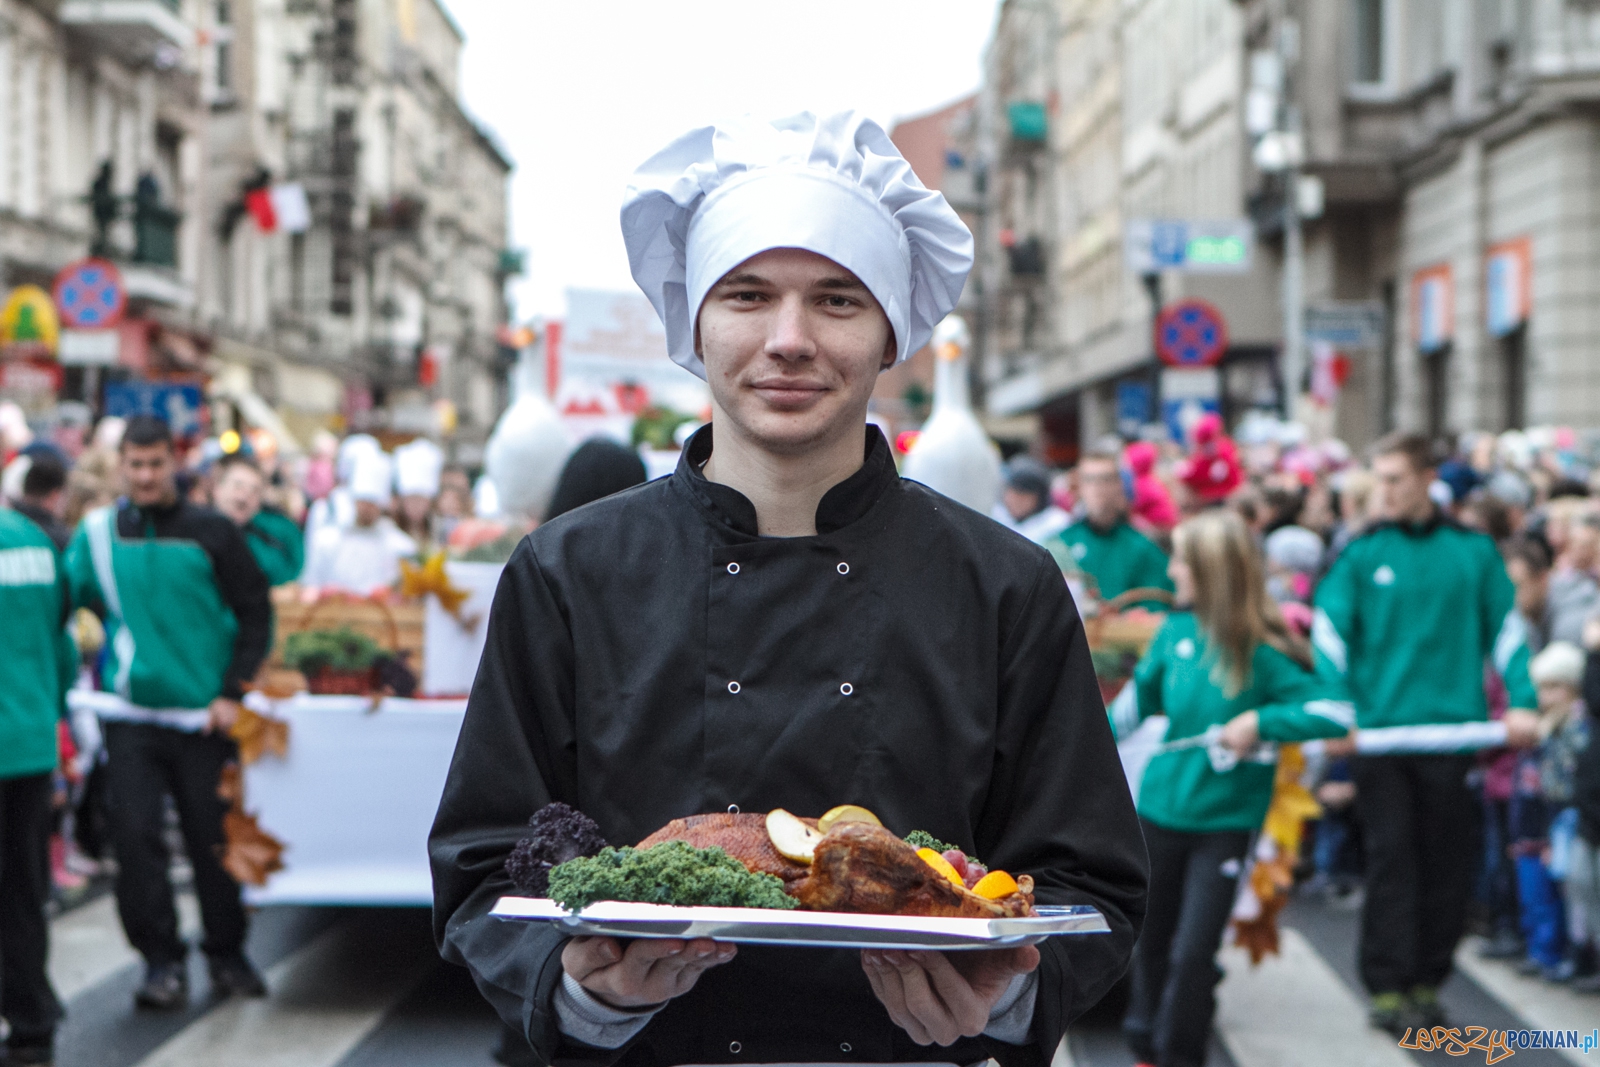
[994,414,1600,1065]
[0,405,652,1066]
[1,393,1598,1067]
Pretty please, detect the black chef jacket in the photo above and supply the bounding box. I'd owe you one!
[430,425,1147,1067]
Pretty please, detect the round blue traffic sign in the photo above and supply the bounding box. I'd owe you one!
[53,258,126,330]
[1156,299,1228,367]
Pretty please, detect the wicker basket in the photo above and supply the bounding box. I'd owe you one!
[267,587,425,695]
[270,586,425,669]
[1084,587,1171,704]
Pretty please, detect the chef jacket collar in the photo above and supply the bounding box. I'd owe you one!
[675,423,898,537]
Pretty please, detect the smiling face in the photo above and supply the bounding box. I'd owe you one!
[696,247,896,457]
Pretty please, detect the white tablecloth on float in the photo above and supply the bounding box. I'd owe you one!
[241,694,467,907]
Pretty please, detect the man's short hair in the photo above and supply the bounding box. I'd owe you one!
[1371,432,1436,473]
[1504,532,1553,574]
[121,415,173,451]
[22,455,67,498]
[215,451,261,478]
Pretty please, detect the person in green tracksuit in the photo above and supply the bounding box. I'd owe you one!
[1108,508,1352,1067]
[212,452,304,586]
[0,506,77,1066]
[1049,451,1173,604]
[1312,433,1540,1035]
[64,416,273,1013]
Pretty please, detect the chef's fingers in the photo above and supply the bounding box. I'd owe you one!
[560,936,625,983]
[951,944,1041,995]
[880,951,964,1046]
[639,939,735,998]
[903,951,990,1039]
[862,953,933,1046]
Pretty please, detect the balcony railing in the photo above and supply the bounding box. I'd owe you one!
[133,204,180,268]
[58,0,191,65]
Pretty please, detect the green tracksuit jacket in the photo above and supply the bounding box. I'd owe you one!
[245,508,305,587]
[1312,513,1536,729]
[1049,518,1173,602]
[0,509,75,779]
[1108,613,1353,833]
[66,499,272,709]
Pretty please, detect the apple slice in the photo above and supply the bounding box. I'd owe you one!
[816,804,883,834]
[766,808,825,863]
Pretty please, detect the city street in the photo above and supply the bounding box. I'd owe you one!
[47,890,1594,1067]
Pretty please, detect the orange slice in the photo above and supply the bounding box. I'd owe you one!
[916,847,965,887]
[972,870,1021,900]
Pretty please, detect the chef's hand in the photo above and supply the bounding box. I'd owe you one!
[207,697,241,735]
[562,936,736,1010]
[861,946,1040,1046]
[1219,710,1261,758]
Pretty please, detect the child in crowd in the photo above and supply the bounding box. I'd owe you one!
[1515,642,1591,981]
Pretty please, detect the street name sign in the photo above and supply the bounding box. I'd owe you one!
[1125,218,1254,274]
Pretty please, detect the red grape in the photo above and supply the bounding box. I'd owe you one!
[942,850,968,879]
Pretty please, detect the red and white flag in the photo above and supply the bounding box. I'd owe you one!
[244,183,312,234]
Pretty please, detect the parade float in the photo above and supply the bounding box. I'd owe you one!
[229,556,501,906]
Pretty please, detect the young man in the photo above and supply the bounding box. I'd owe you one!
[64,415,273,1009]
[1313,433,1540,1033]
[1049,452,1172,602]
[212,453,304,587]
[0,503,77,1065]
[10,453,71,550]
[992,456,1069,546]
[431,112,1146,1067]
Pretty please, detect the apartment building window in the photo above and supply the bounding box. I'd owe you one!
[1501,327,1527,430]
[1425,346,1451,439]
[1378,278,1397,433]
[214,1,234,98]
[1351,0,1386,85]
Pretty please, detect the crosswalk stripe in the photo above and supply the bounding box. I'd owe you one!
[51,893,200,1002]
[1454,937,1594,1067]
[1215,929,1413,1067]
[127,918,435,1067]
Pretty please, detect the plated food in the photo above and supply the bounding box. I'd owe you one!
[505,803,1036,918]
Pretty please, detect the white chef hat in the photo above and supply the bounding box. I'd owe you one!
[337,434,381,484]
[394,438,443,498]
[621,111,973,379]
[348,449,393,505]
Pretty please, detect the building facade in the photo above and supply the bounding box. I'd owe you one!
[0,0,205,416]
[201,0,513,452]
[979,0,1600,451]
[0,0,514,457]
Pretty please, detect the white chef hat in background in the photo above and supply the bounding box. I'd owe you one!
[337,433,382,484]
[620,110,973,379]
[348,449,393,506]
[394,438,443,498]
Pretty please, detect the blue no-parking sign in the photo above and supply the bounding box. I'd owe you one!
[1156,300,1229,367]
[53,258,126,330]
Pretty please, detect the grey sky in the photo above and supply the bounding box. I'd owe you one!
[445,1,1002,320]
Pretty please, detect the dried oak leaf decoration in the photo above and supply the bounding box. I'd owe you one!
[1230,855,1294,965]
[229,704,290,765]
[215,762,287,886]
[220,808,286,886]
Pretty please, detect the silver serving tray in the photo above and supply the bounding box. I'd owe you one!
[489,897,1108,950]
